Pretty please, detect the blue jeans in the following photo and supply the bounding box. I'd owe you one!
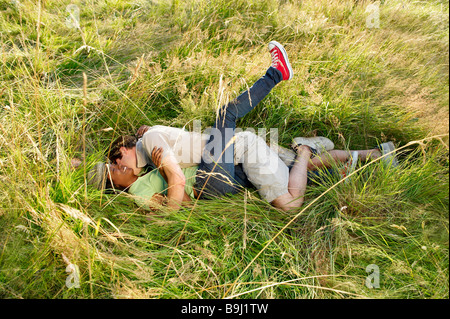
[195,67,283,198]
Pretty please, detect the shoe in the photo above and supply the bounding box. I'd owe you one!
[268,41,293,81]
[270,143,296,167]
[292,136,334,155]
[378,141,399,167]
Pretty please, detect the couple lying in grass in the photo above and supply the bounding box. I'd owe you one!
[89,41,397,212]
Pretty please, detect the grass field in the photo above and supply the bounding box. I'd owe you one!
[0,0,448,299]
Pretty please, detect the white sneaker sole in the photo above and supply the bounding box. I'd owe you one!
[292,136,334,154]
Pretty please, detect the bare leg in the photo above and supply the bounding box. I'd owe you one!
[308,149,381,171]
[271,144,381,171]
[272,145,311,212]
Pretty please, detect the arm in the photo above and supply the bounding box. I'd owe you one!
[152,147,168,181]
[159,152,186,211]
[142,132,189,209]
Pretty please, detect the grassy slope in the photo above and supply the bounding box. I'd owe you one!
[0,0,448,298]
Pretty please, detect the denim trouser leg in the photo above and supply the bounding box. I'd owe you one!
[196,67,283,198]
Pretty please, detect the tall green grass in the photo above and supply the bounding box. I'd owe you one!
[0,0,448,298]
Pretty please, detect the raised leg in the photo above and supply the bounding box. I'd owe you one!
[195,41,293,198]
[196,67,282,197]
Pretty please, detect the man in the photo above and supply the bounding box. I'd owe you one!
[96,41,395,211]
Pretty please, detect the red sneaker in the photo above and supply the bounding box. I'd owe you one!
[268,41,293,81]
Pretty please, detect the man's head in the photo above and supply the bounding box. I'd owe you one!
[107,135,139,174]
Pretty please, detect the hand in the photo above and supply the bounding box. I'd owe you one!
[136,125,151,139]
[70,157,82,170]
[151,147,164,168]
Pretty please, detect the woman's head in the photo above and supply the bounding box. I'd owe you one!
[106,163,138,190]
[88,162,137,191]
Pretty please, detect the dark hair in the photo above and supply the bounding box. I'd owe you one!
[107,135,137,163]
[105,178,127,193]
